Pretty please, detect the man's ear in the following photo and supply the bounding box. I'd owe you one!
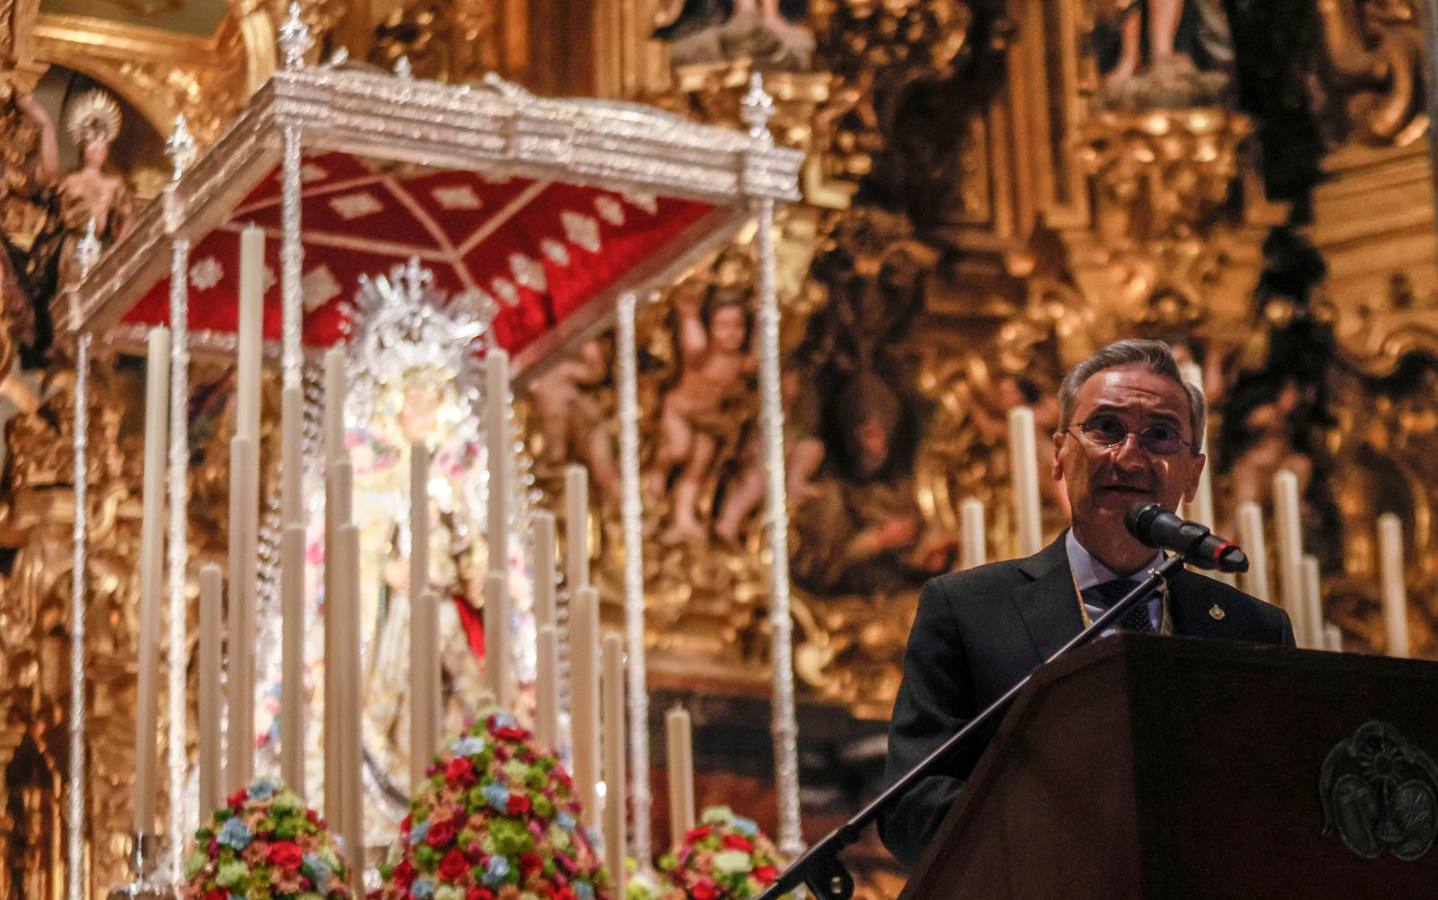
[1183,452,1207,503]
[1051,431,1065,483]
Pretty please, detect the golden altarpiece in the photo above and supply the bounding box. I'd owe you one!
[0,0,1435,895]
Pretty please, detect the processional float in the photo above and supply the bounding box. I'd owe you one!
[59,8,802,896]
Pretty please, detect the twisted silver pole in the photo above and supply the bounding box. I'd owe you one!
[68,326,91,900]
[615,292,652,865]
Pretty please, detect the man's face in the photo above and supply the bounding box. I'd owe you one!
[1051,364,1205,541]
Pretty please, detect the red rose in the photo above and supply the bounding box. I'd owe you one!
[427,818,457,848]
[551,887,575,900]
[507,793,532,815]
[690,879,719,900]
[439,848,470,881]
[754,866,778,885]
[205,889,228,900]
[393,860,417,888]
[267,840,304,869]
[467,889,495,900]
[307,809,323,827]
[685,826,713,843]
[519,852,545,876]
[495,725,528,740]
[447,756,477,785]
[227,788,248,809]
[722,833,753,853]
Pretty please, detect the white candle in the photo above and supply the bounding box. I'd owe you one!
[570,585,601,828]
[236,225,263,442]
[665,706,695,849]
[1008,406,1042,556]
[532,510,557,628]
[1178,363,1231,586]
[1235,502,1271,603]
[601,634,626,899]
[1272,470,1308,646]
[959,498,986,570]
[135,327,169,833]
[336,522,365,894]
[323,459,350,827]
[1177,363,1214,528]
[486,348,510,573]
[536,624,560,751]
[227,435,258,788]
[1323,623,1343,653]
[410,442,438,788]
[280,523,306,794]
[566,464,590,590]
[323,348,346,463]
[484,572,512,709]
[1300,554,1324,650]
[198,564,223,822]
[1377,513,1411,658]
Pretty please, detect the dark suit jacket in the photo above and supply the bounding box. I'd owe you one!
[878,535,1296,867]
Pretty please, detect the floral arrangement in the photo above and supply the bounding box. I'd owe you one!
[182,776,350,899]
[658,806,788,900]
[374,709,608,900]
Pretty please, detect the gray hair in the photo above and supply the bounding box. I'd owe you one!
[1057,339,1206,449]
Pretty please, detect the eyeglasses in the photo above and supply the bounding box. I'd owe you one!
[1069,413,1194,456]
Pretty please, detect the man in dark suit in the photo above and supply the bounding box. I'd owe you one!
[879,339,1295,867]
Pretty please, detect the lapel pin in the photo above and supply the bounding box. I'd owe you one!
[1209,604,1225,621]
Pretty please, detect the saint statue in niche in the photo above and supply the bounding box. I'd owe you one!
[647,284,757,542]
[1089,0,1235,108]
[653,0,815,71]
[28,89,133,298]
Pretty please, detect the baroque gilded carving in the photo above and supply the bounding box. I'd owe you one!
[1315,0,1427,144]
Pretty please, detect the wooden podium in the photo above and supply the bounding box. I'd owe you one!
[901,635,1438,899]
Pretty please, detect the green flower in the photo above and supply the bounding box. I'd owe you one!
[435,886,465,900]
[490,817,534,855]
[215,860,249,888]
[531,795,555,819]
[713,850,751,874]
[546,824,571,851]
[183,848,209,880]
[272,791,304,817]
[415,843,440,871]
[701,806,735,826]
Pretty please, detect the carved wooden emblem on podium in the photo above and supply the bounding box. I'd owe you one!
[1320,721,1438,862]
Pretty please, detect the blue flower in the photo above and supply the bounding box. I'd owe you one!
[302,853,333,892]
[483,855,511,887]
[483,782,510,813]
[412,878,436,899]
[732,816,759,837]
[217,817,252,850]
[555,811,576,833]
[575,881,595,900]
[491,711,519,731]
[452,736,487,757]
[248,777,280,801]
[409,820,430,846]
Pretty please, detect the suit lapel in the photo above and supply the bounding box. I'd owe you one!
[1012,537,1084,664]
[1167,568,1226,638]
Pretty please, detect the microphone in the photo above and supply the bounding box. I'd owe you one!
[1124,503,1249,573]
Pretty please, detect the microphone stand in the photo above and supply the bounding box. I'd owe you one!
[756,552,1192,900]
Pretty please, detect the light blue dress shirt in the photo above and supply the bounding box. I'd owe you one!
[1065,529,1165,632]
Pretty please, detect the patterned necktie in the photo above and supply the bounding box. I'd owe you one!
[1082,579,1157,633]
